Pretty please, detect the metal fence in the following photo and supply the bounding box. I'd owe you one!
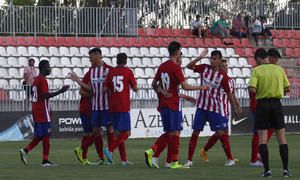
[1,83,299,112]
[132,0,300,29]
[0,1,298,37]
[0,5,138,37]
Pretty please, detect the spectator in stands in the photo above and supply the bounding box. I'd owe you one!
[192,15,208,38]
[252,16,275,46]
[23,58,37,111]
[231,13,248,39]
[211,14,230,38]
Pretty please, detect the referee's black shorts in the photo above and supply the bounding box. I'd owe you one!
[255,98,285,130]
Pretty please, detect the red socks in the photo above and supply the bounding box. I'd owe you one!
[42,136,50,160]
[26,137,42,151]
[219,134,233,160]
[152,133,170,157]
[107,132,115,149]
[251,133,259,162]
[118,142,126,162]
[170,135,180,162]
[204,134,219,152]
[166,143,172,163]
[82,135,95,159]
[108,132,129,152]
[81,135,88,146]
[94,135,104,160]
[187,134,198,161]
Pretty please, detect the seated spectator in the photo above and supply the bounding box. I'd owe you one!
[231,13,248,39]
[252,16,275,46]
[211,14,230,38]
[192,15,208,38]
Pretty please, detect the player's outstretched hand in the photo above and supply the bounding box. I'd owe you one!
[68,72,79,81]
[200,49,209,59]
[60,85,70,93]
[200,84,211,90]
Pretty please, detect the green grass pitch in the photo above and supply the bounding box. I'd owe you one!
[0,134,299,179]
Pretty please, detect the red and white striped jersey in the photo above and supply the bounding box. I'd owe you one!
[222,77,235,118]
[86,63,112,110]
[194,64,231,116]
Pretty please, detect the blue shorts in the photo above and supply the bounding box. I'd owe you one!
[193,108,223,131]
[34,122,51,137]
[92,110,113,128]
[111,112,131,131]
[161,108,183,132]
[252,111,258,133]
[80,113,93,133]
[221,116,229,130]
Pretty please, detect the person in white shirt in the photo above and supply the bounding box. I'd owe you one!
[252,16,275,46]
[192,15,207,38]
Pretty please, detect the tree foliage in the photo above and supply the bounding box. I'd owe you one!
[5,0,35,6]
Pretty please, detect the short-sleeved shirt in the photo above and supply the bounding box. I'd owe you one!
[79,72,92,115]
[222,77,235,118]
[154,60,185,111]
[194,64,231,116]
[85,63,112,111]
[32,75,52,123]
[249,64,290,99]
[104,66,137,113]
[249,65,259,112]
[192,20,202,28]
[232,17,245,32]
[212,19,226,32]
[24,66,37,85]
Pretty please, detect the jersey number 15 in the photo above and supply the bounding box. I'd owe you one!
[112,76,124,92]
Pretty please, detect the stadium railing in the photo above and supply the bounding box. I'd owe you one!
[0,84,299,112]
[0,5,138,37]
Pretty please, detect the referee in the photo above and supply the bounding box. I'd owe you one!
[248,48,291,178]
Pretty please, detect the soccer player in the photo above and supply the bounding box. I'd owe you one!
[198,59,242,163]
[149,52,197,169]
[184,49,240,167]
[144,41,210,169]
[70,48,115,165]
[19,60,69,166]
[103,53,138,165]
[249,48,291,178]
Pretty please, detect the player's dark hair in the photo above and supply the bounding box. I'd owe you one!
[89,48,102,56]
[221,59,227,63]
[39,60,49,71]
[168,41,182,57]
[267,48,281,58]
[196,15,200,18]
[254,48,267,60]
[117,53,127,65]
[211,50,222,59]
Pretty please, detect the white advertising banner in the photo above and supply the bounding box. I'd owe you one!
[130,108,216,138]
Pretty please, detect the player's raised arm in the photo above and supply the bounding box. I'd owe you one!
[180,81,211,91]
[68,72,92,92]
[186,49,208,70]
[43,85,69,99]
